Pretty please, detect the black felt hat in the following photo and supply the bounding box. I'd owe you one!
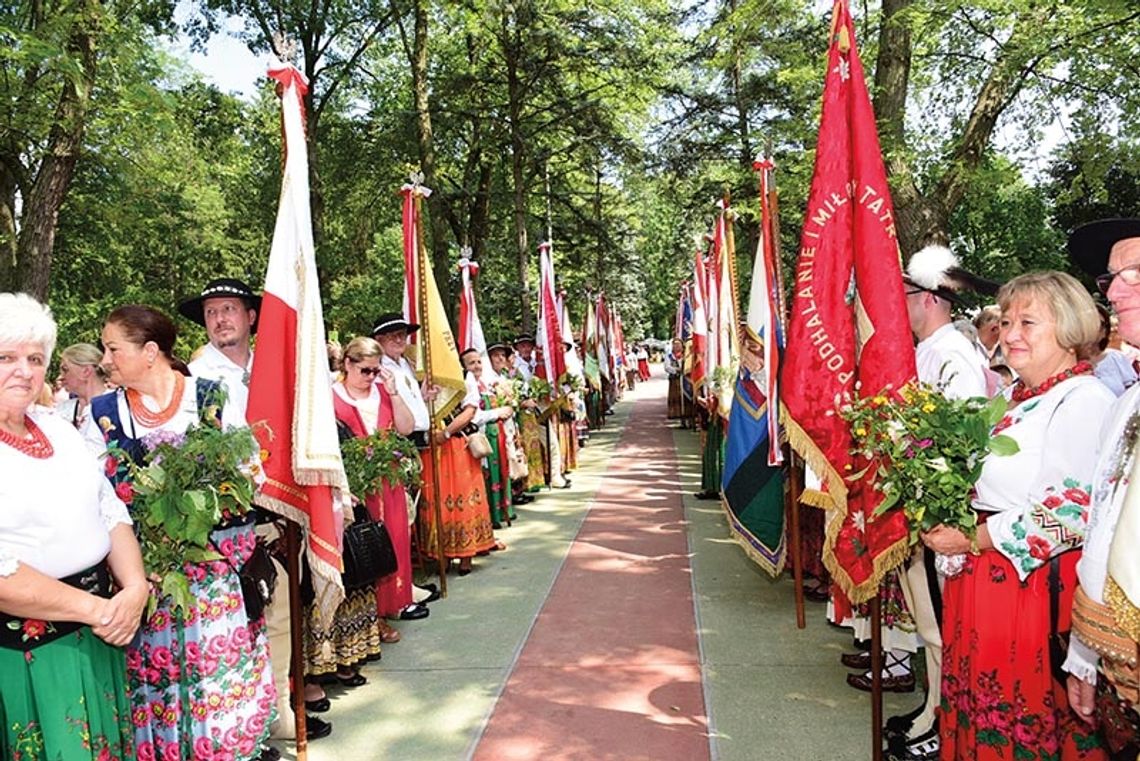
[487,341,513,356]
[178,279,262,333]
[371,312,421,337]
[513,334,535,346]
[1067,218,1140,277]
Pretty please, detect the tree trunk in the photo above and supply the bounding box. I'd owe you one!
[504,14,532,333]
[13,5,97,300]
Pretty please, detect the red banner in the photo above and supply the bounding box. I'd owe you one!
[780,0,916,603]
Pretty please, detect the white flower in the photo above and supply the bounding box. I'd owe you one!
[928,457,950,473]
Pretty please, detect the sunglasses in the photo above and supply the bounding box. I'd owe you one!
[355,365,382,377]
[1096,264,1140,295]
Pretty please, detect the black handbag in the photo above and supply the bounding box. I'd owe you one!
[1048,554,1070,685]
[238,541,278,621]
[342,504,398,590]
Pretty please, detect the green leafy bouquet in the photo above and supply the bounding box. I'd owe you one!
[110,424,261,616]
[340,429,423,499]
[559,372,586,398]
[839,382,1019,545]
[526,376,553,401]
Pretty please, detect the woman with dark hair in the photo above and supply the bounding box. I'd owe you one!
[0,294,148,759]
[1092,303,1138,397]
[81,305,274,761]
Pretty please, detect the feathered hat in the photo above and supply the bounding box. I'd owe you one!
[904,245,1000,303]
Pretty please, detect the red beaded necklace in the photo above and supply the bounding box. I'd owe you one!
[1010,360,1093,404]
[0,416,54,459]
[126,372,185,428]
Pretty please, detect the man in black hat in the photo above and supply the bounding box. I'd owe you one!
[179,278,332,749]
[1063,218,1140,758]
[513,334,537,381]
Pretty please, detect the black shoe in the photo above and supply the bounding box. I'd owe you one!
[259,748,282,761]
[886,725,939,761]
[334,671,367,688]
[840,651,872,670]
[885,701,927,737]
[418,583,441,604]
[306,715,333,740]
[846,670,915,693]
[693,491,720,501]
[304,697,330,713]
[491,522,502,530]
[515,494,534,504]
[398,603,429,621]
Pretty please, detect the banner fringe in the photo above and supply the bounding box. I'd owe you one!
[721,496,787,578]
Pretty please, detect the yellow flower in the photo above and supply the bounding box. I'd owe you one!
[259,448,270,462]
[218,482,235,495]
[922,403,936,413]
[873,395,887,406]
[855,427,867,436]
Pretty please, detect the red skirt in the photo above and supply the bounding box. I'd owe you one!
[366,482,413,617]
[940,549,1105,760]
[418,437,496,559]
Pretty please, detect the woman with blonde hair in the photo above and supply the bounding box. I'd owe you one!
[55,343,107,429]
[923,271,1112,760]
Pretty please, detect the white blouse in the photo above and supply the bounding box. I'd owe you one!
[1063,382,1140,682]
[0,408,132,579]
[333,382,380,435]
[975,375,1114,582]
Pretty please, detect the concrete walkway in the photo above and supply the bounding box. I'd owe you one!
[276,370,901,760]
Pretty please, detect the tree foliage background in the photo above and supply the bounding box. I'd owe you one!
[2,0,1138,357]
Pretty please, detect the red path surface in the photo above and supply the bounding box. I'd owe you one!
[472,390,710,761]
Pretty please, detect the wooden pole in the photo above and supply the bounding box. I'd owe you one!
[285,521,307,759]
[786,450,806,629]
[870,592,884,761]
[413,189,449,597]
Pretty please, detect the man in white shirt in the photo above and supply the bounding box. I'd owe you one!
[179,279,331,750]
[1064,218,1140,757]
[886,246,994,760]
[512,334,537,381]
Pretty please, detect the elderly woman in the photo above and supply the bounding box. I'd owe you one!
[325,338,422,658]
[0,293,148,759]
[922,272,1112,760]
[80,305,274,761]
[55,342,108,429]
[460,348,516,529]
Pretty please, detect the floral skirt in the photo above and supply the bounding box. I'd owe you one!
[0,628,133,760]
[305,586,381,674]
[128,523,275,761]
[484,422,514,525]
[369,484,413,618]
[419,436,496,559]
[940,549,1105,760]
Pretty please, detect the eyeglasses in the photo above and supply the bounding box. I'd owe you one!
[904,288,925,296]
[355,366,382,377]
[1096,264,1140,295]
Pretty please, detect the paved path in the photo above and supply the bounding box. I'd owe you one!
[276,370,898,760]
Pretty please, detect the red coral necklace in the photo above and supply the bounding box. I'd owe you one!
[126,372,185,428]
[1010,360,1093,404]
[0,416,54,459]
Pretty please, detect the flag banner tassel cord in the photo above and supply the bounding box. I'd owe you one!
[787,451,806,629]
[285,521,308,759]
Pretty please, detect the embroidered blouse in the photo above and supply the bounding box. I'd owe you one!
[0,408,132,579]
[974,375,1114,582]
[1063,381,1140,682]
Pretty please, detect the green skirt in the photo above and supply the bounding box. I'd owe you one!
[0,627,133,760]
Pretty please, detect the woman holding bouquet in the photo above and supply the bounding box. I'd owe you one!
[82,305,274,761]
[330,337,423,650]
[921,272,1113,760]
[0,294,148,760]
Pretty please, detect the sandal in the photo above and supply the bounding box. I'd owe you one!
[379,622,401,644]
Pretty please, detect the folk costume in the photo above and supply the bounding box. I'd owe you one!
[665,348,684,419]
[1064,218,1140,759]
[940,372,1112,761]
[84,380,274,761]
[890,245,995,755]
[0,409,135,760]
[472,374,515,527]
[417,378,496,561]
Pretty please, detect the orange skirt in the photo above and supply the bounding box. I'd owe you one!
[418,437,495,559]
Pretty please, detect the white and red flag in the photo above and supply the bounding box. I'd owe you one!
[536,241,567,386]
[248,59,348,625]
[457,253,487,357]
[689,249,708,389]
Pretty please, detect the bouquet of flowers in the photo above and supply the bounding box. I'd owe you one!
[527,376,553,401]
[559,372,586,398]
[107,423,262,616]
[839,382,1019,545]
[490,376,520,408]
[339,429,423,500]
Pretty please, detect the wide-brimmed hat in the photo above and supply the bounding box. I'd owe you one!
[371,312,420,337]
[1067,218,1140,277]
[513,334,536,346]
[903,245,999,304]
[178,279,262,333]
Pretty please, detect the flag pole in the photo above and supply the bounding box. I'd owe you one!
[285,521,308,758]
[871,594,884,761]
[756,158,804,628]
[413,188,449,598]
